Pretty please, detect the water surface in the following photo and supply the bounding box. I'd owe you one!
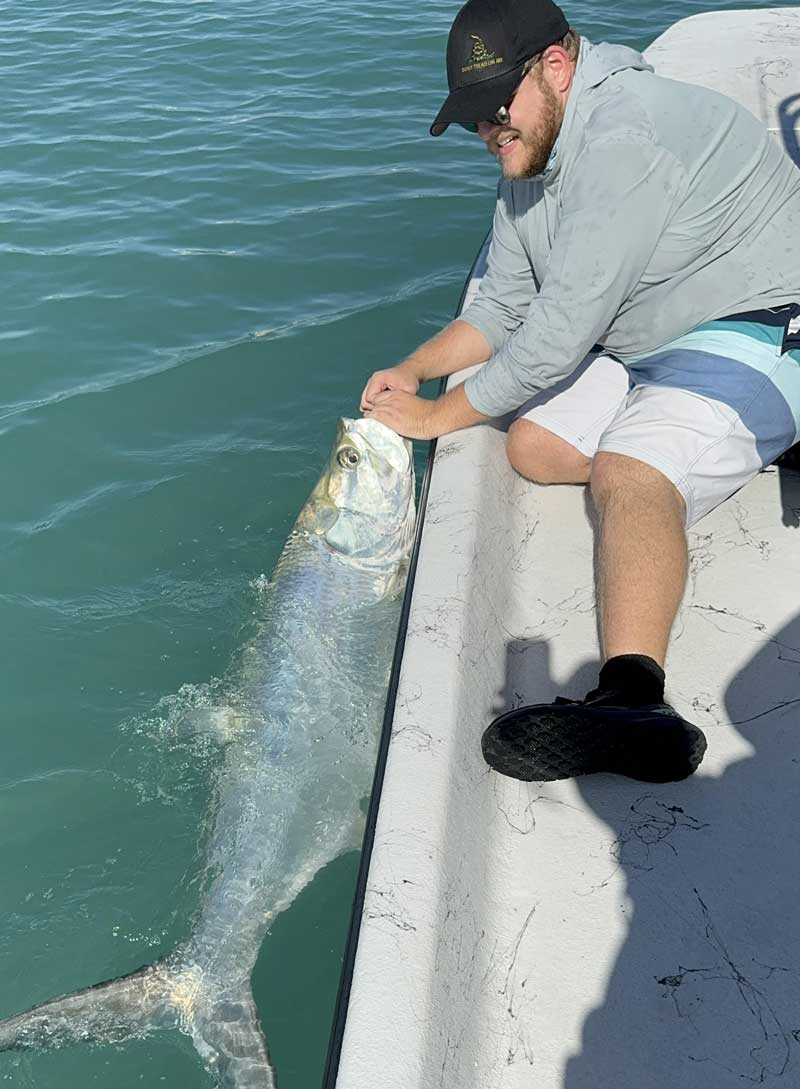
[0,1,790,1085]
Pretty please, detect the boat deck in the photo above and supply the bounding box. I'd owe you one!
[333,10,800,1088]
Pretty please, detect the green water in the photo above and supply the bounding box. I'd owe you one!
[0,1,792,1085]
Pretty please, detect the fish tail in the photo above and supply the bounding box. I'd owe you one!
[0,963,174,1051]
[0,961,277,1089]
[191,987,277,1089]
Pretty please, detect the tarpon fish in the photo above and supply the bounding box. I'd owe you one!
[0,418,416,1088]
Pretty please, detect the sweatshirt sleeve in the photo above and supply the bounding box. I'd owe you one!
[458,181,538,352]
[464,138,684,418]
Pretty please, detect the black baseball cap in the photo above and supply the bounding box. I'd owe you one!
[430,0,569,135]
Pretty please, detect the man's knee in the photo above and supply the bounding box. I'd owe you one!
[506,419,592,485]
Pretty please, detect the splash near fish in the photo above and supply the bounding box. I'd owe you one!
[0,418,416,1089]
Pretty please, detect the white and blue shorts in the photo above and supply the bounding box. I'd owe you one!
[514,308,800,527]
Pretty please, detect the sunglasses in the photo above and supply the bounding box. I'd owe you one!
[459,104,511,134]
[458,55,540,134]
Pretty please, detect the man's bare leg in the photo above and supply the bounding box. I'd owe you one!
[506,426,687,666]
[506,418,591,484]
[486,439,706,782]
[589,452,687,669]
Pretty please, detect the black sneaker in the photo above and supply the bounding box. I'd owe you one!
[481,690,707,783]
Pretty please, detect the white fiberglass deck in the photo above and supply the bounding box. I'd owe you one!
[335,11,800,1088]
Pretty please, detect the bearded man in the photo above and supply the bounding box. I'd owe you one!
[360,0,800,783]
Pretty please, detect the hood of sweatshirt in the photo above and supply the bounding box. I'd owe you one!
[538,39,653,182]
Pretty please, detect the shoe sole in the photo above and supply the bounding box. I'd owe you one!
[481,704,707,783]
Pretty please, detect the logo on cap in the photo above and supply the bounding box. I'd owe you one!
[461,34,504,74]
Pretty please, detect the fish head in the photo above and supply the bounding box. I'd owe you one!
[299,418,416,581]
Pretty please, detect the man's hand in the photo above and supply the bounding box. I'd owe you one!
[360,365,419,412]
[363,391,437,440]
[363,384,488,440]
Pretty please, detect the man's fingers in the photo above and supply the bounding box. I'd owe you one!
[361,369,416,414]
[360,380,384,411]
[373,389,407,406]
[366,407,391,430]
[362,378,388,407]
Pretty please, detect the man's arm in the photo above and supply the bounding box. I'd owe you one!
[361,181,535,419]
[464,139,685,418]
[362,320,492,439]
[398,318,494,383]
[360,319,492,411]
[457,180,539,353]
[364,381,487,440]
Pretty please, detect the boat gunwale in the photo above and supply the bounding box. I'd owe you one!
[321,231,492,1089]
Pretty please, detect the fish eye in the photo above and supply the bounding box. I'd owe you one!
[337,445,360,470]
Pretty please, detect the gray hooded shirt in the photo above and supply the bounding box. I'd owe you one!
[461,39,800,418]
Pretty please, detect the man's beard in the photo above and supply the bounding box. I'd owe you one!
[501,79,562,180]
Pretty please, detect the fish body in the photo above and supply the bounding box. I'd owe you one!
[0,418,416,1088]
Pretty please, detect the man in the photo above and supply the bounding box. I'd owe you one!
[360,0,800,784]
